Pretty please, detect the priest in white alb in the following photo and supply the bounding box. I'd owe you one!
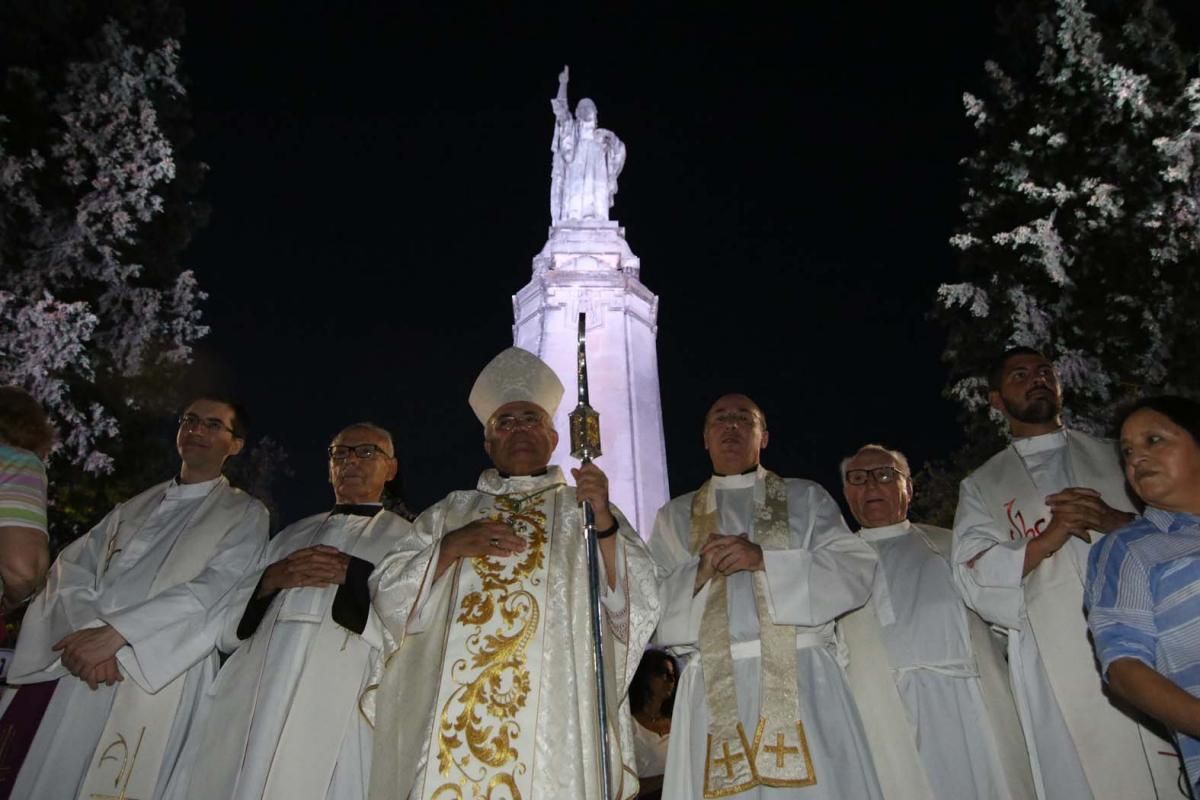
[952,347,1180,799]
[837,443,1035,800]
[0,395,268,800]
[363,347,660,800]
[650,393,882,800]
[168,422,415,800]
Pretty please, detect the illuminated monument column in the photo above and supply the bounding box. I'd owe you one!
[511,67,669,537]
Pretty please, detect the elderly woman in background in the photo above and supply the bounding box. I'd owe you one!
[0,386,52,611]
[1087,395,1200,796]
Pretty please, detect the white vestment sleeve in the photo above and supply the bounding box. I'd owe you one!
[649,501,706,651]
[951,478,1027,629]
[370,504,442,641]
[213,562,266,654]
[597,510,638,619]
[8,510,114,681]
[359,603,386,650]
[102,504,269,692]
[762,483,876,626]
[599,536,628,617]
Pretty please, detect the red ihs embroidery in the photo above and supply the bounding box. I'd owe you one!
[1004,498,1047,540]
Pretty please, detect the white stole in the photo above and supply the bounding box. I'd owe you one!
[76,479,248,800]
[973,431,1177,798]
[842,523,1035,800]
[840,523,937,800]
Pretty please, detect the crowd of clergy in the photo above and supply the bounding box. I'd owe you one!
[1,343,1199,800]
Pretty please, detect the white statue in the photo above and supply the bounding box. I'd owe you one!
[550,66,626,224]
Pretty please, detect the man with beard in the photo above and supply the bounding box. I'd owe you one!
[169,422,415,800]
[952,347,1180,799]
[0,396,268,800]
[363,347,659,800]
[650,394,882,800]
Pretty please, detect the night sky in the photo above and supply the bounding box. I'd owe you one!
[171,3,1096,522]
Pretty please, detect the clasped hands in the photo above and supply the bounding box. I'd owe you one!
[258,544,352,597]
[53,624,127,690]
[1041,487,1133,552]
[695,532,764,592]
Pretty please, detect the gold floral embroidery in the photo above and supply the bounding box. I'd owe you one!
[434,490,552,796]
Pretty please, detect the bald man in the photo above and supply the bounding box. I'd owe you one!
[649,394,882,800]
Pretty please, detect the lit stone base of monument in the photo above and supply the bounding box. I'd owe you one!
[513,221,668,538]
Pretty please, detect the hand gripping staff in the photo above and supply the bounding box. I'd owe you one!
[569,312,614,800]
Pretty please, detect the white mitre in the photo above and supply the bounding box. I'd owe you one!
[468,347,565,425]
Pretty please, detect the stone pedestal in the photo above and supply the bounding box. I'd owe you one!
[512,221,668,538]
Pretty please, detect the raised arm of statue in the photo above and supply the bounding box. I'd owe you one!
[549,66,572,224]
[551,65,571,122]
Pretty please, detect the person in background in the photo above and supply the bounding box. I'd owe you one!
[1087,395,1200,799]
[0,386,53,611]
[630,648,678,799]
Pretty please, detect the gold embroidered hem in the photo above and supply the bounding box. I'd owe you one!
[703,719,817,797]
[422,483,560,800]
[692,470,815,798]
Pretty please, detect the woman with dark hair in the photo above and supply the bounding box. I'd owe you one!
[629,648,677,798]
[0,386,53,610]
[1087,395,1200,797]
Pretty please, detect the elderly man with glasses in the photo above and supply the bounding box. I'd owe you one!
[167,421,415,800]
[649,393,882,800]
[837,444,1034,800]
[364,347,659,800]
[1,395,268,800]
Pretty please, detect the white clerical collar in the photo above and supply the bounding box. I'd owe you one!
[859,519,912,542]
[1013,428,1068,457]
[710,472,757,491]
[166,474,223,500]
[477,465,566,495]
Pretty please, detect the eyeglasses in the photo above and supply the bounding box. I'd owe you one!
[707,411,760,429]
[490,412,546,432]
[179,414,237,436]
[844,466,907,486]
[328,443,394,461]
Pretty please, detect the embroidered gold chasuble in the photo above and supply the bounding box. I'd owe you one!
[364,467,660,800]
[691,471,814,798]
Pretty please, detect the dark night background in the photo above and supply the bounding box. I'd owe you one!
[173,2,1196,523]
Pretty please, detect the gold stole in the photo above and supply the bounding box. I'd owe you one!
[692,471,814,798]
[421,483,561,800]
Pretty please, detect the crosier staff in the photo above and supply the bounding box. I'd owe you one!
[570,312,614,800]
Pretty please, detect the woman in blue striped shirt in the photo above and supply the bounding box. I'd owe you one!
[1087,395,1200,797]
